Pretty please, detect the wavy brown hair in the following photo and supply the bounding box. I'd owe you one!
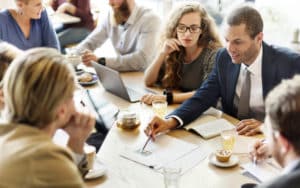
[160,2,222,89]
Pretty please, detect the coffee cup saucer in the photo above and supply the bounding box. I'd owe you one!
[209,153,239,168]
[84,158,106,180]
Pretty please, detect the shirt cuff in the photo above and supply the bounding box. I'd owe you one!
[166,115,184,128]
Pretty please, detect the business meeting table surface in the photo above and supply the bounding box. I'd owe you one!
[82,71,265,188]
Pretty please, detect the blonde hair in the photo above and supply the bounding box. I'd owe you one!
[2,48,76,127]
[0,42,23,82]
[161,2,222,89]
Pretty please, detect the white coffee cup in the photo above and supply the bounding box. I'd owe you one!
[84,144,96,170]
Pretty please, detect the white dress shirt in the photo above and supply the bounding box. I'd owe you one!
[76,5,161,71]
[171,46,265,126]
[282,158,300,174]
[235,46,265,121]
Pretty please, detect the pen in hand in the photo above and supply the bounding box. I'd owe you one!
[141,135,152,153]
[253,156,257,166]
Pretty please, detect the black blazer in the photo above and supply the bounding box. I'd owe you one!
[170,42,300,125]
[256,162,300,188]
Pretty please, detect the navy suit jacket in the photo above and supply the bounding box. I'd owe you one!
[170,42,300,125]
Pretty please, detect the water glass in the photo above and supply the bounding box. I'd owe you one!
[163,167,181,188]
[152,100,167,118]
[221,129,237,151]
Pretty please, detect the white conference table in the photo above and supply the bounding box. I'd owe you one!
[84,72,261,188]
[49,12,81,25]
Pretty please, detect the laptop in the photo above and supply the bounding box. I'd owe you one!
[92,62,151,102]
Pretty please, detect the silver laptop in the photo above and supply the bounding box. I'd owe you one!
[92,62,150,102]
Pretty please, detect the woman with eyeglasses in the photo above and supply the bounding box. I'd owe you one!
[0,0,59,50]
[142,2,222,105]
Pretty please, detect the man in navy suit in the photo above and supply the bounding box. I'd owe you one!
[249,76,300,188]
[145,5,300,138]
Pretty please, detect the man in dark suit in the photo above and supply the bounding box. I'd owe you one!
[250,75,300,188]
[145,5,300,138]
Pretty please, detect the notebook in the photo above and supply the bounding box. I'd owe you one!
[183,108,234,139]
[184,118,235,139]
[92,62,152,102]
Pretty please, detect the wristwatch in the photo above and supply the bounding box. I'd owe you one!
[163,89,173,104]
[97,57,106,66]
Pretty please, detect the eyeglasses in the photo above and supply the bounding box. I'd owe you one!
[176,24,201,33]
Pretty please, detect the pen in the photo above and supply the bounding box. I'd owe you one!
[141,135,152,153]
[253,156,257,166]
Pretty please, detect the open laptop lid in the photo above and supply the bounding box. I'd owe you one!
[91,62,137,102]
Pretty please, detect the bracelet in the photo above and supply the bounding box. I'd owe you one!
[97,57,106,66]
[163,89,173,104]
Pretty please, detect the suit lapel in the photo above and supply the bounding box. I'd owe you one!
[227,63,240,113]
[261,42,276,99]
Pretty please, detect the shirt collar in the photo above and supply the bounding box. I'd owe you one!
[282,158,300,174]
[126,5,138,25]
[241,45,263,76]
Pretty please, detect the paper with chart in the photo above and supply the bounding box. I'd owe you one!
[120,135,210,172]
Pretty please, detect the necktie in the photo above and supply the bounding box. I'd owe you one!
[237,68,251,119]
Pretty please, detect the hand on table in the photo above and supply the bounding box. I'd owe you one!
[141,93,166,105]
[236,119,262,136]
[81,50,98,66]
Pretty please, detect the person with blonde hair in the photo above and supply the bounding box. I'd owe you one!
[0,42,23,110]
[142,2,222,105]
[0,0,59,50]
[0,42,23,81]
[0,48,94,187]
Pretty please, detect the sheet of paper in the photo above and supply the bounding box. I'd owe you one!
[241,158,281,183]
[120,135,199,170]
[160,144,212,174]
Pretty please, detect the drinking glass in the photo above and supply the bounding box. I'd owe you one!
[163,167,181,188]
[221,129,237,151]
[152,100,167,118]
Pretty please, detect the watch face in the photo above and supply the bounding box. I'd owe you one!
[98,58,106,65]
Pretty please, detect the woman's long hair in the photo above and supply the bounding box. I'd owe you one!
[160,2,222,89]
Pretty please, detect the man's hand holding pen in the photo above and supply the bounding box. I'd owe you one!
[249,140,271,164]
[144,116,178,141]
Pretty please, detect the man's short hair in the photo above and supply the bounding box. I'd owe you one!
[266,75,300,154]
[226,5,263,39]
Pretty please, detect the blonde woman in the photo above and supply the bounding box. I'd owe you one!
[0,48,94,187]
[0,0,59,50]
[142,2,222,105]
[0,42,23,111]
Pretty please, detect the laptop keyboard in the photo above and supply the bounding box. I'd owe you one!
[126,87,143,99]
